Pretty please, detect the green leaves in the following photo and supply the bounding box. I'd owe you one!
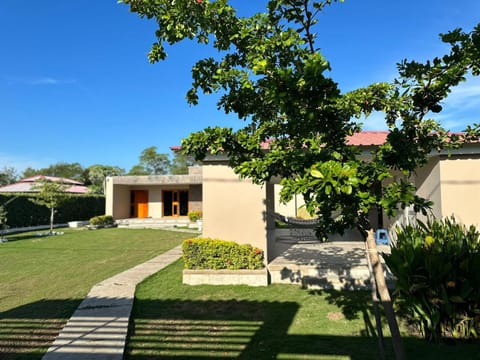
[385,217,480,341]
[123,0,480,240]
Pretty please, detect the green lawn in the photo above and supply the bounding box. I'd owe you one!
[126,260,480,360]
[0,228,196,360]
[2,229,479,360]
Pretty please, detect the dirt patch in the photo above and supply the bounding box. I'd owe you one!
[327,311,345,321]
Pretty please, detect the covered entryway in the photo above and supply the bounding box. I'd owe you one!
[105,167,202,221]
[131,190,149,218]
[163,190,189,217]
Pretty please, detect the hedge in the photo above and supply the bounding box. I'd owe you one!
[182,238,264,270]
[0,193,105,228]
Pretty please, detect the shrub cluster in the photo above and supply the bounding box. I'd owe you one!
[187,211,202,222]
[89,215,115,227]
[384,217,480,341]
[182,238,264,270]
[0,194,105,228]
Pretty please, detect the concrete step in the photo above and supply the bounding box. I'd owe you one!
[116,218,192,229]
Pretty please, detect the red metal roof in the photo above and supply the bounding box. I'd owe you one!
[171,131,390,151]
[21,175,83,185]
[346,131,389,146]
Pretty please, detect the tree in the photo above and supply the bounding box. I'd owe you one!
[30,179,68,234]
[86,165,125,194]
[122,0,480,239]
[0,166,18,186]
[128,146,171,175]
[171,151,197,175]
[22,162,85,181]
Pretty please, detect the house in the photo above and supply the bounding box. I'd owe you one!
[0,175,89,194]
[105,166,202,219]
[105,131,480,262]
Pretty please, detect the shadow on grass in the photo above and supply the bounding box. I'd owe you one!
[0,234,39,242]
[0,299,82,360]
[2,298,479,360]
[309,288,380,336]
[125,299,380,360]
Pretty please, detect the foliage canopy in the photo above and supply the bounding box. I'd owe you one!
[123,0,480,238]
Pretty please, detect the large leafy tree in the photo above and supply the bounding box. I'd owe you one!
[128,146,171,175]
[0,166,18,186]
[86,165,125,194]
[122,0,480,239]
[171,151,197,175]
[22,162,85,181]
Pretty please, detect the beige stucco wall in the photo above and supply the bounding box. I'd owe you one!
[438,156,480,227]
[414,157,442,221]
[389,154,480,229]
[105,182,131,219]
[202,163,269,256]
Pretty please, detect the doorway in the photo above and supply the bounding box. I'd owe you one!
[163,190,188,217]
[131,190,149,218]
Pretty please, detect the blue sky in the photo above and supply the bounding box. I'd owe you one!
[1,0,479,173]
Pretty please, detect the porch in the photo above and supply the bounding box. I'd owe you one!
[267,241,392,290]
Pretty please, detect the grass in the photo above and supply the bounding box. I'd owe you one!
[126,260,480,360]
[0,227,196,360]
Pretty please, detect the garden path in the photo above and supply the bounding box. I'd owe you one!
[42,245,183,360]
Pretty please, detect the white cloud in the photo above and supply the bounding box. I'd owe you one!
[3,75,76,86]
[443,76,480,110]
[434,76,480,130]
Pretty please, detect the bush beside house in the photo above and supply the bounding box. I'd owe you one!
[182,238,267,286]
[187,211,202,222]
[182,238,264,270]
[89,215,115,228]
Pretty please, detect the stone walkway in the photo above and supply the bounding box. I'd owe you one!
[42,245,183,360]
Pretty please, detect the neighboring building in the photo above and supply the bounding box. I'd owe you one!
[0,175,89,194]
[105,131,480,261]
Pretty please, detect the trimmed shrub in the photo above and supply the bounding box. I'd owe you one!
[89,215,115,227]
[0,193,105,228]
[182,238,264,270]
[384,217,480,341]
[187,211,202,222]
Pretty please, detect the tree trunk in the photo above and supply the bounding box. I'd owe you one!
[50,207,54,234]
[366,230,406,360]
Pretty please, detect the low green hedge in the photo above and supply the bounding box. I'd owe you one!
[182,238,264,270]
[89,215,115,227]
[0,193,105,228]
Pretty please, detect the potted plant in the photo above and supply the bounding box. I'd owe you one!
[188,211,203,230]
